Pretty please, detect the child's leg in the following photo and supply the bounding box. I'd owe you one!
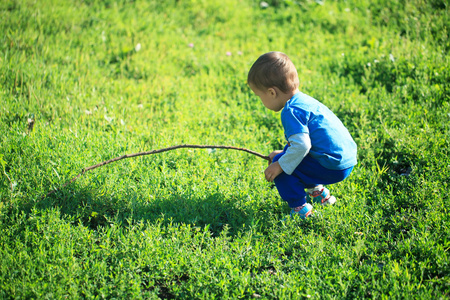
[291,155,353,187]
[271,146,308,208]
[272,152,353,208]
[272,169,308,208]
[272,167,313,219]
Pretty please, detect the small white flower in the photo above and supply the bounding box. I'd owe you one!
[137,104,144,109]
[85,110,92,115]
[260,1,269,8]
[104,115,113,123]
[341,53,345,56]
[367,62,371,67]
[374,59,379,63]
[120,119,125,125]
[344,8,351,12]
[389,53,395,62]
[135,43,141,52]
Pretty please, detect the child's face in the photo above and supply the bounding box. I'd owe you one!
[249,84,285,112]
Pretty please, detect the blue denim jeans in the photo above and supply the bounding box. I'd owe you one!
[272,149,354,208]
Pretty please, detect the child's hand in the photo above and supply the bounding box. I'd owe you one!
[268,150,283,165]
[264,161,283,182]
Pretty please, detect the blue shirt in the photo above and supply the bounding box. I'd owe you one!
[281,91,357,170]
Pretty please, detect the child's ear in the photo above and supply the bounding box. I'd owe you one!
[268,87,277,98]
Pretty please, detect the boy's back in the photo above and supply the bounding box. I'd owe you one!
[281,91,357,171]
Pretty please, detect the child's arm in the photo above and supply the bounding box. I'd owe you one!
[264,133,311,181]
[278,133,311,175]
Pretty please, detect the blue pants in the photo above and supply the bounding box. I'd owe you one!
[272,149,354,208]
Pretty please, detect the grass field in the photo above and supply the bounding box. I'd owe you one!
[1,0,449,298]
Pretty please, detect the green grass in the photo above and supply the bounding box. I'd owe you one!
[1,0,449,298]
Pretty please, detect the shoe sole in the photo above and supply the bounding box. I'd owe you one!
[323,195,336,206]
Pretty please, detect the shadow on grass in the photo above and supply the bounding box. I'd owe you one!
[34,186,257,236]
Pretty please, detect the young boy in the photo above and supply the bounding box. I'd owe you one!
[247,52,357,219]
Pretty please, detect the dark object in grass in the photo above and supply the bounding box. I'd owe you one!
[45,144,270,198]
[27,118,35,132]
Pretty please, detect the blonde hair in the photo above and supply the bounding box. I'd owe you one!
[247,52,299,93]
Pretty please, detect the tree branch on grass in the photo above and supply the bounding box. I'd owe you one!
[45,144,270,198]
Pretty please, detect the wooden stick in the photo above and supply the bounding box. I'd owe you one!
[45,144,269,197]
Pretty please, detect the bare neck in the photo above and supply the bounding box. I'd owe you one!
[279,88,299,105]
